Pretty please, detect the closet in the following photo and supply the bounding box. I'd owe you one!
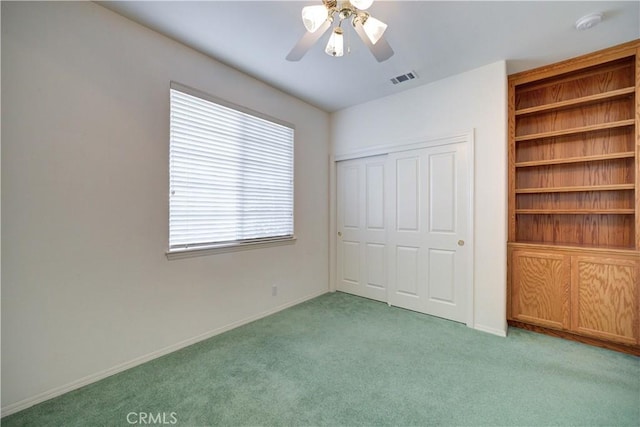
[336,136,471,324]
[507,40,639,354]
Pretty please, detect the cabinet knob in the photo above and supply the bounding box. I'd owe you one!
[338,231,342,237]
[458,240,465,246]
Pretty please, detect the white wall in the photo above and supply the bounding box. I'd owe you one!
[331,61,508,336]
[1,2,329,412]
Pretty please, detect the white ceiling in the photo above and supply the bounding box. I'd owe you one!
[99,1,639,112]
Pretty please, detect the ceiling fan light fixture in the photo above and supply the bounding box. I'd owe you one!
[362,15,387,44]
[351,0,374,10]
[288,0,393,62]
[325,27,344,57]
[302,5,329,32]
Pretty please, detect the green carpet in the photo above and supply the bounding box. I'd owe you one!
[3,292,639,426]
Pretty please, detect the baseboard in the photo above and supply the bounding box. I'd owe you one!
[474,323,507,337]
[508,320,640,356]
[1,289,328,418]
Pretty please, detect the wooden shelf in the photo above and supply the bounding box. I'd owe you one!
[513,61,633,94]
[515,87,635,116]
[515,209,635,215]
[508,241,638,255]
[515,151,635,168]
[515,184,635,194]
[515,119,635,142]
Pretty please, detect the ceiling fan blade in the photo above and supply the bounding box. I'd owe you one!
[286,20,332,61]
[353,20,394,62]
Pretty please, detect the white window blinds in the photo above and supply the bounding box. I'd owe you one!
[169,84,294,252]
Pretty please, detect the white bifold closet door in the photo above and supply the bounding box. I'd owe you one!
[386,143,469,323]
[337,142,469,324]
[336,155,388,302]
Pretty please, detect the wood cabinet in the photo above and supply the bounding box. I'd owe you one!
[571,255,638,345]
[509,244,639,349]
[510,249,570,330]
[507,40,640,354]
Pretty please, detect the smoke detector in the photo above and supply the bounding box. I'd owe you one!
[575,13,603,31]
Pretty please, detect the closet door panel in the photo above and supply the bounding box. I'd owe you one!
[337,156,388,302]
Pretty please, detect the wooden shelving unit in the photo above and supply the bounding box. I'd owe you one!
[507,40,640,355]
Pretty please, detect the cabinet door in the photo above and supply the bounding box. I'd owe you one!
[511,250,571,330]
[571,256,639,345]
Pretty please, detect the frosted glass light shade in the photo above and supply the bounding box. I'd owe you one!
[363,16,387,44]
[302,5,329,32]
[351,0,374,10]
[325,28,344,57]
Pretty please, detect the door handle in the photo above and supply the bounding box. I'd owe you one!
[458,240,465,246]
[338,231,342,237]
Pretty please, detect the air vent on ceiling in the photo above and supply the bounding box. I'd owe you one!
[390,71,418,85]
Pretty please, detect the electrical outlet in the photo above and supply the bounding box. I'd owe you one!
[272,285,278,296]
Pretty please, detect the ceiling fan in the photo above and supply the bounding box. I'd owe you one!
[286,0,394,62]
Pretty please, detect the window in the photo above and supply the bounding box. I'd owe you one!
[169,83,294,254]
